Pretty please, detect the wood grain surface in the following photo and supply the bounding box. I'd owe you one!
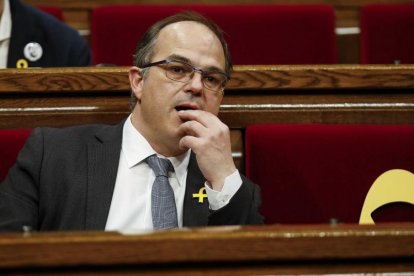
[0,223,413,275]
[2,65,414,93]
[1,66,414,130]
[2,65,413,171]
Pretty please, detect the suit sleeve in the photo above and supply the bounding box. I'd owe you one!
[0,128,44,231]
[207,176,264,225]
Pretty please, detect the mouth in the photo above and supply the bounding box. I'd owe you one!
[174,103,200,123]
[174,103,200,112]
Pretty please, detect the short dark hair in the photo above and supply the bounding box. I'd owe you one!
[130,10,232,109]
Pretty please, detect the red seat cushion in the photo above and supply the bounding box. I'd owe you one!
[245,124,414,224]
[91,4,337,66]
[0,129,31,182]
[360,4,414,64]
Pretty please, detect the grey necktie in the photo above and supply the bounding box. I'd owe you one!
[146,154,178,229]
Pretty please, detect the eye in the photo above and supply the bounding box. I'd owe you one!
[168,65,186,74]
[203,74,222,86]
[205,76,218,85]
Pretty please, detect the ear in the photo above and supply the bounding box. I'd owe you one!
[129,66,144,100]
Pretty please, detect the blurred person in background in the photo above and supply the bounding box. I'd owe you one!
[0,0,90,68]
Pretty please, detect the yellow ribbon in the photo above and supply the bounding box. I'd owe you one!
[192,187,207,203]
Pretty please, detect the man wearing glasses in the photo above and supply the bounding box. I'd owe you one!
[0,11,263,232]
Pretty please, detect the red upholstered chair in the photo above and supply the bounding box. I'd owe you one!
[37,6,64,21]
[91,4,337,66]
[0,129,31,182]
[245,124,414,224]
[360,4,414,64]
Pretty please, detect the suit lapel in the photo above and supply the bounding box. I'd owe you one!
[84,126,210,229]
[183,153,210,227]
[85,122,123,230]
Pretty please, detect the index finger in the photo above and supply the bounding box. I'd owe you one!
[177,110,218,127]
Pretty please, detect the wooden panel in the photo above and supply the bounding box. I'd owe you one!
[230,130,243,170]
[2,65,414,128]
[2,66,414,128]
[0,224,413,274]
[1,65,414,171]
[2,65,414,93]
[63,9,91,32]
[337,33,360,64]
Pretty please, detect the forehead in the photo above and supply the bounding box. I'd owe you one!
[152,21,225,69]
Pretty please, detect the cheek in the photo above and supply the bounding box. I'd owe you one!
[204,96,222,115]
[141,82,179,115]
[141,80,166,103]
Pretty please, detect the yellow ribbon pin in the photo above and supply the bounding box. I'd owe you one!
[16,59,28,68]
[192,187,207,203]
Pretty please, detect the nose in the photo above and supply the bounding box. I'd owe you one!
[184,71,204,95]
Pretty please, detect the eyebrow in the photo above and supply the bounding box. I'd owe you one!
[166,54,190,63]
[166,54,226,74]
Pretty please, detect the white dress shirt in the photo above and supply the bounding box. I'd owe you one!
[0,0,11,68]
[105,115,242,232]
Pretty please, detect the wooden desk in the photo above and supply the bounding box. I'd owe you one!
[2,65,414,128]
[1,65,414,169]
[0,223,414,275]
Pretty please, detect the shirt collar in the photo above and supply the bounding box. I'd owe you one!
[122,114,191,186]
[0,0,11,42]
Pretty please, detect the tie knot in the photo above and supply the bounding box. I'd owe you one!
[146,155,173,177]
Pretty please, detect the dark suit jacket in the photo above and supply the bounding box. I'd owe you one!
[7,0,91,68]
[0,121,263,231]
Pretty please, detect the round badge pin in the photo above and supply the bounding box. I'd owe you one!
[24,42,43,62]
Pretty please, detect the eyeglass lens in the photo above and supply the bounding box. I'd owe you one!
[163,61,226,92]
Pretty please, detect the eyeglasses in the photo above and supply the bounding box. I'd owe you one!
[140,59,230,94]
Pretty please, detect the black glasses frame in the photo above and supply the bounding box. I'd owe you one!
[140,59,230,93]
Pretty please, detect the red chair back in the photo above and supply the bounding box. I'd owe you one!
[91,4,337,66]
[0,129,31,182]
[360,4,414,64]
[38,6,64,21]
[245,124,414,224]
